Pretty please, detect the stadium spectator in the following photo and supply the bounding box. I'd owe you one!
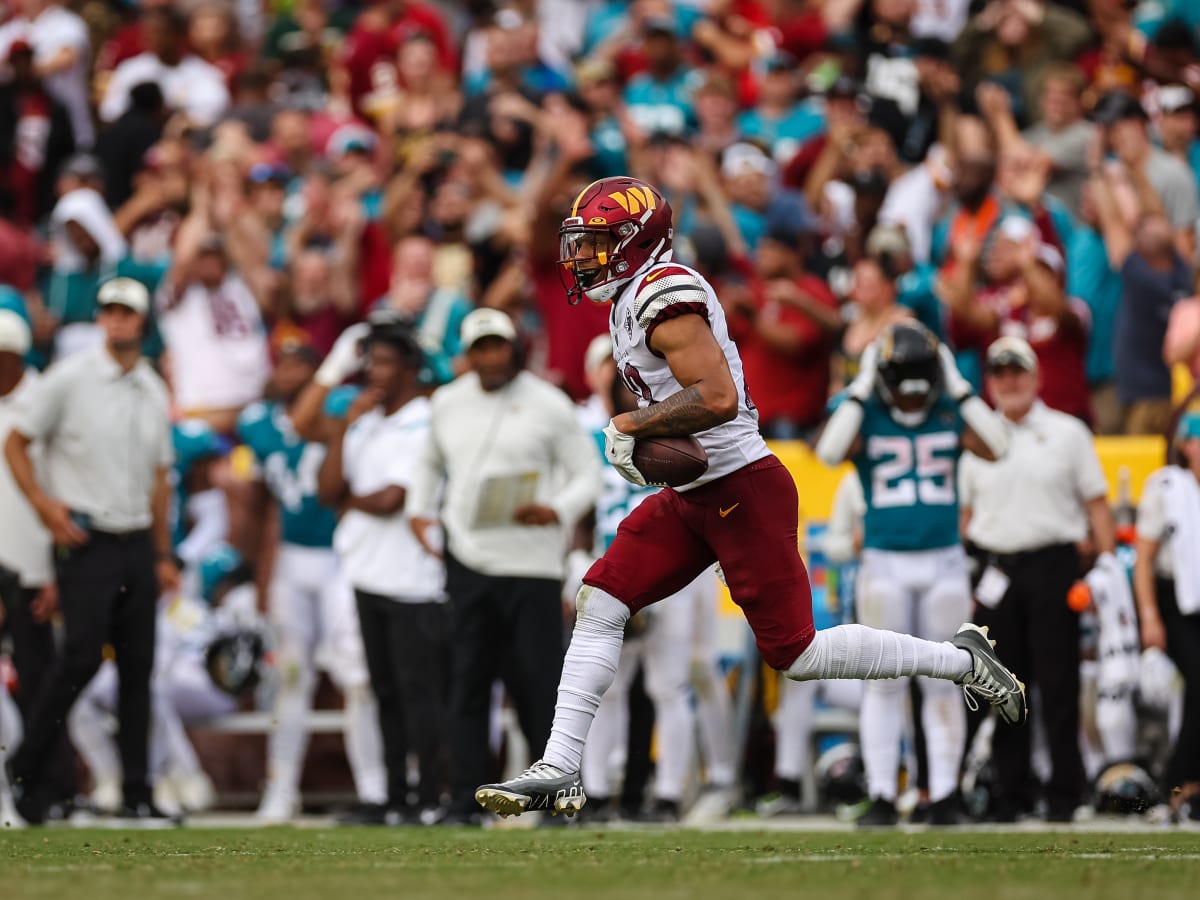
[959,336,1116,822]
[733,221,839,440]
[4,277,176,823]
[407,308,601,823]
[156,230,269,436]
[99,6,230,130]
[45,154,128,359]
[0,37,75,227]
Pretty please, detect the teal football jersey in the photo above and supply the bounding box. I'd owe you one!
[237,401,336,548]
[591,429,658,552]
[851,394,965,552]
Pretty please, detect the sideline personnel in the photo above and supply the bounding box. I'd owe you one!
[4,277,177,824]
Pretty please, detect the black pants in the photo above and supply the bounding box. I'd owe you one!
[10,530,158,806]
[445,555,564,814]
[0,572,76,801]
[1156,578,1200,791]
[355,590,448,809]
[970,542,1084,817]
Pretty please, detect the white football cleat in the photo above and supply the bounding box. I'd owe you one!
[953,623,1027,725]
[475,761,586,819]
[255,780,300,823]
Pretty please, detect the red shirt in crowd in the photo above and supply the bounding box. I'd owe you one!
[737,272,839,430]
[948,287,1093,424]
[340,2,456,117]
[531,255,608,401]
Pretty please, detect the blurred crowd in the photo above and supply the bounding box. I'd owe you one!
[2,0,1200,827]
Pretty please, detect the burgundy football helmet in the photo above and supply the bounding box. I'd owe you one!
[559,176,674,304]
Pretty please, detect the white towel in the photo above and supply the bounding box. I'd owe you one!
[1162,469,1200,615]
[1085,552,1140,700]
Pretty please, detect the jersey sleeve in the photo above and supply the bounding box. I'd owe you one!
[631,265,710,345]
[324,385,361,420]
[235,402,268,462]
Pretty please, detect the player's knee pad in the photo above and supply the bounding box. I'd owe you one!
[574,585,631,632]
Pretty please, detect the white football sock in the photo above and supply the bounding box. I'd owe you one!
[774,677,818,782]
[581,642,637,797]
[860,678,907,801]
[541,586,630,775]
[342,685,388,806]
[786,624,972,682]
[692,658,736,786]
[264,657,316,793]
[918,676,968,803]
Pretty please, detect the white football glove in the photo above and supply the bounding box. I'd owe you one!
[847,340,880,402]
[315,322,371,387]
[603,420,647,487]
[938,343,973,402]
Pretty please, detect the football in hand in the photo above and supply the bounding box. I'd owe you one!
[631,435,709,487]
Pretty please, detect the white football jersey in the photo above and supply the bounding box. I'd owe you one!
[609,260,770,490]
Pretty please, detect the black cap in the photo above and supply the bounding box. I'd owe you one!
[826,74,863,100]
[1090,91,1148,125]
[642,16,676,37]
[913,37,950,61]
[764,52,798,74]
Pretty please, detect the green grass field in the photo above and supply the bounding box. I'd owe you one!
[2,827,1199,900]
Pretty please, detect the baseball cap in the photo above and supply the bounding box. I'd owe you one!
[642,16,676,37]
[985,336,1038,373]
[97,277,150,315]
[60,153,104,182]
[0,309,31,355]
[1176,410,1200,442]
[721,142,776,179]
[248,162,290,185]
[461,308,517,349]
[1158,84,1196,115]
[866,224,911,259]
[584,333,613,373]
[1090,91,1148,125]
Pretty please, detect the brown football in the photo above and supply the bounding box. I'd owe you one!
[631,435,709,488]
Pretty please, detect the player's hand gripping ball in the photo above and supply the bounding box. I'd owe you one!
[630,435,709,487]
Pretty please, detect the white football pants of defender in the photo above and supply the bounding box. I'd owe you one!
[582,577,701,803]
[261,544,386,816]
[774,676,863,789]
[69,661,209,810]
[856,546,972,804]
[1,686,23,827]
[688,573,736,788]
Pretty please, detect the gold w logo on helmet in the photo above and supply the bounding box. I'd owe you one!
[608,186,657,215]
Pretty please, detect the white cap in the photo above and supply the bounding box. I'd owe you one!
[461,307,517,349]
[584,333,613,373]
[0,309,31,355]
[721,142,776,179]
[986,335,1038,372]
[97,277,150,315]
[998,215,1035,243]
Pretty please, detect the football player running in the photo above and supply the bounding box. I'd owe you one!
[474,176,1026,819]
[818,322,1009,826]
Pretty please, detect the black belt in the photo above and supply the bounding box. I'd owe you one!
[970,541,1076,568]
[89,528,152,545]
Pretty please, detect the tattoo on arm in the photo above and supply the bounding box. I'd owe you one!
[627,386,724,437]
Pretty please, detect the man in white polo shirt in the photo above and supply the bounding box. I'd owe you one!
[407,307,601,823]
[0,310,52,825]
[4,277,177,824]
[958,335,1116,823]
[317,313,447,824]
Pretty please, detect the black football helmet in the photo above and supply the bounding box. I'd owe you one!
[876,321,943,424]
[1093,762,1159,815]
[205,630,265,697]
